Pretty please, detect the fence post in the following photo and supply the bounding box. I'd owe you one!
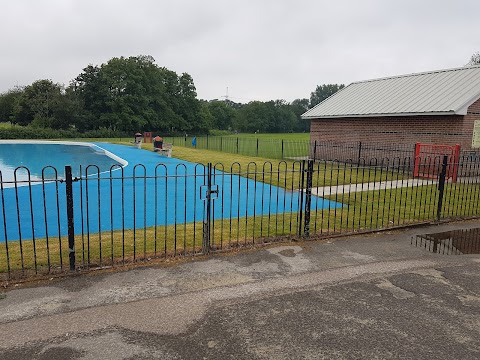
[437,155,448,222]
[236,137,239,154]
[357,141,362,164]
[281,140,284,159]
[451,144,461,183]
[256,138,259,157]
[65,166,76,271]
[303,159,314,237]
[313,140,317,162]
[203,163,212,253]
[298,160,305,237]
[206,134,209,149]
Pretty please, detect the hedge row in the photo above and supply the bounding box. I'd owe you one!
[0,127,131,140]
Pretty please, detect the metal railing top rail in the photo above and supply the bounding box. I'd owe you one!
[2,155,478,184]
[0,155,469,184]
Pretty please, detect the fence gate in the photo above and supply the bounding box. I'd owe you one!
[200,163,218,253]
[414,142,460,182]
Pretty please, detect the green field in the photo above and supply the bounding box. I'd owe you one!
[223,132,310,140]
[161,133,312,159]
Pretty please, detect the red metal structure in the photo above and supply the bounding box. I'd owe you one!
[414,143,460,182]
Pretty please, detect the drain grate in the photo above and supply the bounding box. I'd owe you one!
[412,228,480,255]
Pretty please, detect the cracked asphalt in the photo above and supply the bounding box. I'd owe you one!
[0,220,479,359]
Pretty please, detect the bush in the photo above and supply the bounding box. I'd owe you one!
[0,125,130,140]
[208,129,233,136]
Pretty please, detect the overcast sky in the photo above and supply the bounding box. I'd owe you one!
[1,0,479,102]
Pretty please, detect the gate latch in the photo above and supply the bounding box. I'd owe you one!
[200,184,219,200]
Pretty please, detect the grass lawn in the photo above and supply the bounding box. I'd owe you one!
[160,144,408,188]
[158,133,312,159]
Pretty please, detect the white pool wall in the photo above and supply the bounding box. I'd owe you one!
[0,140,128,167]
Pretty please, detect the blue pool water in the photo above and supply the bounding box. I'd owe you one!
[0,142,343,241]
[0,142,124,182]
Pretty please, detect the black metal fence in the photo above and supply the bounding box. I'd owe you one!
[164,135,312,159]
[1,154,480,278]
[157,136,480,166]
[162,136,418,161]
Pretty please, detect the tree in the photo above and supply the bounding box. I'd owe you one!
[467,52,480,66]
[11,80,67,128]
[233,101,268,133]
[309,84,345,108]
[272,100,296,133]
[0,87,23,123]
[290,98,310,132]
[177,72,202,132]
[70,56,207,134]
[70,64,106,127]
[233,100,297,133]
[197,101,214,133]
[207,100,237,130]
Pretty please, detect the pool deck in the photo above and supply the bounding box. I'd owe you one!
[1,142,341,242]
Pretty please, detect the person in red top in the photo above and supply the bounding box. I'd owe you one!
[153,136,163,151]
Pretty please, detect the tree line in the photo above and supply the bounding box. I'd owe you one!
[0,55,344,135]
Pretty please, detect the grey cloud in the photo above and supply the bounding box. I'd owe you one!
[0,0,479,102]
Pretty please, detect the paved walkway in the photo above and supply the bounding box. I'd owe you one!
[0,220,479,359]
[311,178,436,196]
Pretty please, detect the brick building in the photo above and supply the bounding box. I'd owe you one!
[302,65,480,161]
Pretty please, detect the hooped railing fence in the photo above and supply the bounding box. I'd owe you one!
[1,153,480,278]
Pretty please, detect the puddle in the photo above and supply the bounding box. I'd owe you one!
[411,228,480,255]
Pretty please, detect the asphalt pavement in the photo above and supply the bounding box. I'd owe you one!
[0,220,479,359]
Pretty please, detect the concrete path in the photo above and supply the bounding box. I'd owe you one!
[312,178,436,196]
[0,220,479,359]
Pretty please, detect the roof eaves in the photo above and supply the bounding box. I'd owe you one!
[453,88,480,115]
[302,111,458,120]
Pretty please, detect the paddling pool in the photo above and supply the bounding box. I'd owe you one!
[0,141,343,241]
